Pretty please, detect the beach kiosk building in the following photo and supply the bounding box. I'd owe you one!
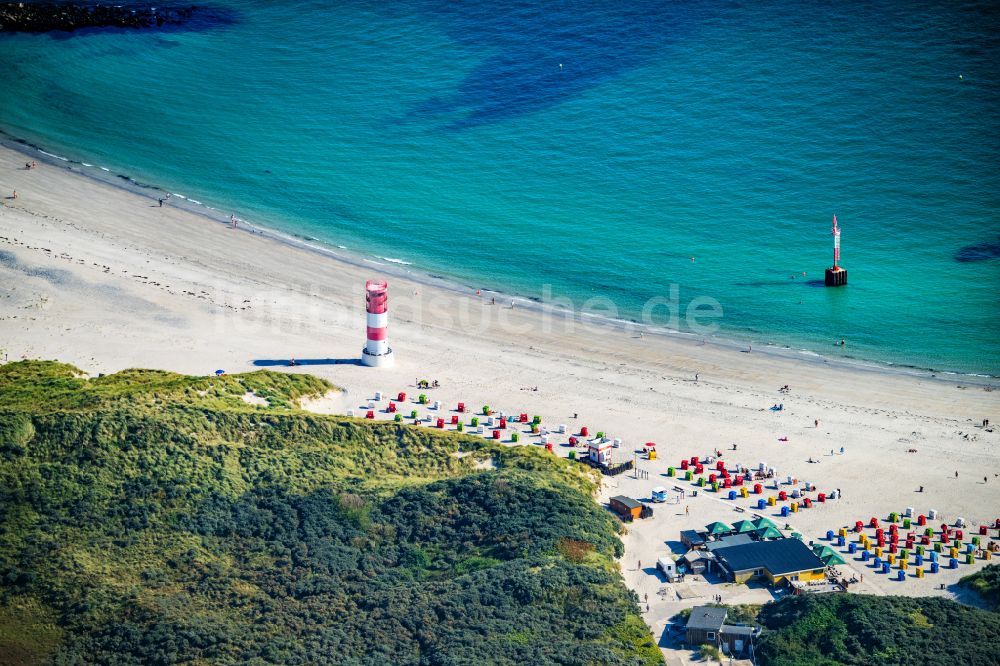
[588,439,614,466]
[656,556,680,582]
[712,538,826,586]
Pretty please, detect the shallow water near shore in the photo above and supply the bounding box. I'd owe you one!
[0,0,998,374]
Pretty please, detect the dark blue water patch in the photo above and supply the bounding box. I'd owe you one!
[33,5,239,41]
[954,236,1000,262]
[407,0,696,129]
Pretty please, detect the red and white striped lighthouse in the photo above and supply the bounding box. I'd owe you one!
[362,279,394,367]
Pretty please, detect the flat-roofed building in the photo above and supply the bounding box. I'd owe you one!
[713,537,826,586]
[704,533,754,552]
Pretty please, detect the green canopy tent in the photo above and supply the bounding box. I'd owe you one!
[813,545,840,559]
[752,516,778,530]
[821,552,846,566]
[791,532,803,540]
[705,521,733,535]
[732,519,757,534]
[754,525,784,540]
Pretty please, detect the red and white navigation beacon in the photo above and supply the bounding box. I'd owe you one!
[362,279,394,367]
[824,214,848,287]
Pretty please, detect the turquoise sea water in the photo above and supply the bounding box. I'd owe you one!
[1,0,998,374]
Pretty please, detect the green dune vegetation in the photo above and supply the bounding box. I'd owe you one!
[959,563,1000,611]
[0,361,662,666]
[753,593,1000,666]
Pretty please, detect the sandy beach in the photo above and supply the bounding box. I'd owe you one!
[2,143,998,661]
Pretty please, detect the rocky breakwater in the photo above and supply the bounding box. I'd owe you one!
[0,2,199,32]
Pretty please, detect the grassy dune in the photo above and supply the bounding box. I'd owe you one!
[0,361,662,666]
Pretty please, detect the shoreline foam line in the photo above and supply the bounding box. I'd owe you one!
[1,128,994,383]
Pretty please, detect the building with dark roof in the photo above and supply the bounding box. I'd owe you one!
[684,606,756,657]
[713,537,826,585]
[685,606,727,636]
[680,529,706,549]
[609,496,650,521]
[704,533,754,552]
[680,549,714,574]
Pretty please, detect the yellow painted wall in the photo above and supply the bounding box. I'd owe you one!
[732,567,825,586]
[766,568,825,586]
[798,569,826,582]
[732,571,761,584]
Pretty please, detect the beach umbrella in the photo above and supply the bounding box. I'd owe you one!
[215,369,226,376]
[753,517,778,530]
[705,521,733,535]
[733,520,757,534]
[755,525,784,539]
[821,552,846,566]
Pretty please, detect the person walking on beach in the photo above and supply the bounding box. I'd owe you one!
[955,471,959,478]
[158,198,164,207]
[815,419,820,428]
[685,505,689,515]
[11,190,16,200]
